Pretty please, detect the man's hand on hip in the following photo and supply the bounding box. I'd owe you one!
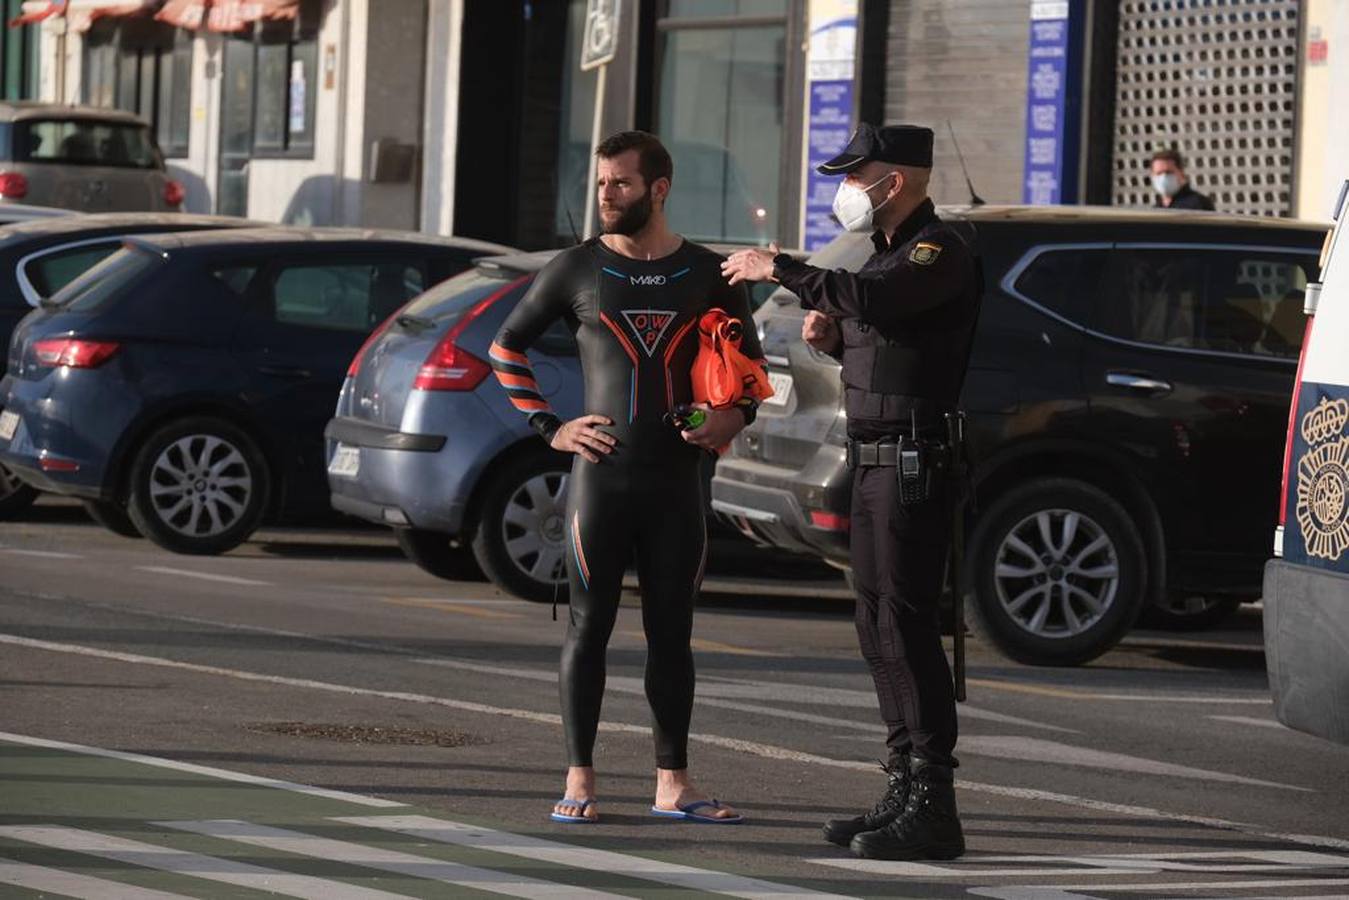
[721,243,781,286]
[551,414,616,463]
[680,404,743,451]
[802,311,841,353]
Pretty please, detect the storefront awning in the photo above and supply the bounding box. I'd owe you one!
[9,1,64,27]
[156,0,297,32]
[9,0,157,30]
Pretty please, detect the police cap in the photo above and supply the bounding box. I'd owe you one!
[817,123,934,175]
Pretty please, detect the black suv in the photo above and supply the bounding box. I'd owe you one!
[711,206,1326,665]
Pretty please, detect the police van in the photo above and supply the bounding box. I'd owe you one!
[1265,177,1349,745]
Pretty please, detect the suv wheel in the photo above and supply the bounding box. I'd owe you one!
[82,498,142,538]
[1140,594,1241,631]
[395,527,483,581]
[471,451,571,603]
[0,464,38,520]
[126,417,270,555]
[967,478,1146,666]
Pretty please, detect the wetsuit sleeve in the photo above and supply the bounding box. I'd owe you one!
[490,257,577,442]
[773,242,970,329]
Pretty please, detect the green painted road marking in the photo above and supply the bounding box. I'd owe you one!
[0,735,841,899]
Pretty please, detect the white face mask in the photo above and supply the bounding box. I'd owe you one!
[832,173,897,233]
[1152,172,1181,198]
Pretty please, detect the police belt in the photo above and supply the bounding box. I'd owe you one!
[846,438,950,469]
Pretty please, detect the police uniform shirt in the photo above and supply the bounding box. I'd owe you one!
[773,198,979,441]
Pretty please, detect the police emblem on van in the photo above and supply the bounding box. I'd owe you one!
[1295,396,1349,560]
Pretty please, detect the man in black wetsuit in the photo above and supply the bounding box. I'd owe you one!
[723,124,978,860]
[490,130,763,825]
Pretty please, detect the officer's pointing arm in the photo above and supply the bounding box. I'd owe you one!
[774,245,964,328]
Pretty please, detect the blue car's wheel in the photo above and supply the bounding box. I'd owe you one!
[471,451,571,603]
[126,417,270,555]
[0,463,38,520]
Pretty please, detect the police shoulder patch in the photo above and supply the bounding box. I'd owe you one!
[909,242,943,266]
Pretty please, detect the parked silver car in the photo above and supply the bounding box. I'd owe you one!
[325,247,791,602]
[0,103,184,213]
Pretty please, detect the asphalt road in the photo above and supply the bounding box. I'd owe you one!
[2,498,1348,899]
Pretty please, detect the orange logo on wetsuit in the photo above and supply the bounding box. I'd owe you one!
[620,309,677,357]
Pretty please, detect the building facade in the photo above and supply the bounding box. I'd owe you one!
[12,0,1342,251]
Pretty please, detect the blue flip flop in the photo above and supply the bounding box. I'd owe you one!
[650,799,743,825]
[550,798,597,824]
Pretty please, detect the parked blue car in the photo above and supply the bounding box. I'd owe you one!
[0,227,509,553]
[325,247,787,602]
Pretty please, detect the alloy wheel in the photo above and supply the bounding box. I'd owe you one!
[148,434,253,538]
[993,508,1120,638]
[499,471,569,586]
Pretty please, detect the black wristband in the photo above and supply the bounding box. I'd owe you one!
[736,399,759,426]
[528,412,563,443]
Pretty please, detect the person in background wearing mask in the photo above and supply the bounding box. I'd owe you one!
[1150,148,1215,210]
[722,123,979,861]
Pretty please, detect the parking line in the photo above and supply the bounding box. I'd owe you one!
[382,597,524,620]
[0,826,407,899]
[0,731,405,808]
[161,820,621,899]
[620,630,781,657]
[966,678,1270,704]
[136,566,271,587]
[338,814,849,899]
[1,548,83,559]
[1208,715,1286,729]
[5,632,1347,854]
[0,858,194,899]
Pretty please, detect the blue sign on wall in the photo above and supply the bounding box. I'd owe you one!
[804,78,855,251]
[1022,0,1075,205]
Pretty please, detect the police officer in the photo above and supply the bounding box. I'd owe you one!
[722,123,978,861]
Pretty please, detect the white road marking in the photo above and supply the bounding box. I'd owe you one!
[160,820,620,899]
[0,731,404,808]
[4,632,1347,855]
[1085,694,1271,704]
[958,735,1311,791]
[136,566,271,587]
[811,849,1349,878]
[972,879,1349,896]
[1,548,83,559]
[414,656,1075,734]
[0,826,409,899]
[1209,715,1287,729]
[338,814,847,899]
[0,858,193,899]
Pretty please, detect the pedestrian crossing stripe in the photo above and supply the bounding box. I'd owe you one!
[0,816,841,900]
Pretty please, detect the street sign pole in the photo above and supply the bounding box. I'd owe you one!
[582,63,608,239]
[581,0,621,239]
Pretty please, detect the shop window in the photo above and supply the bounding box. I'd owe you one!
[82,22,193,159]
[0,1,38,100]
[655,3,786,243]
[250,24,317,157]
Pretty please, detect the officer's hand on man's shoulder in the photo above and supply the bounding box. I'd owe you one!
[802,311,840,354]
[721,243,781,286]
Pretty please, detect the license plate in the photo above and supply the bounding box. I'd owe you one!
[762,371,793,407]
[0,410,17,442]
[328,444,360,478]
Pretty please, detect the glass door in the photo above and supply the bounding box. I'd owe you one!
[218,34,255,217]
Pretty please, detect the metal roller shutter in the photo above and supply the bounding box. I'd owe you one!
[884,0,1030,205]
[1112,0,1300,216]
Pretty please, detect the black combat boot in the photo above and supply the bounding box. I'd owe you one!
[822,756,911,847]
[849,758,965,860]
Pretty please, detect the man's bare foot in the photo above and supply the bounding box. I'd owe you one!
[653,767,739,820]
[553,766,599,821]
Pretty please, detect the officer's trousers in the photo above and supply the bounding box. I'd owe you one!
[850,464,959,768]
